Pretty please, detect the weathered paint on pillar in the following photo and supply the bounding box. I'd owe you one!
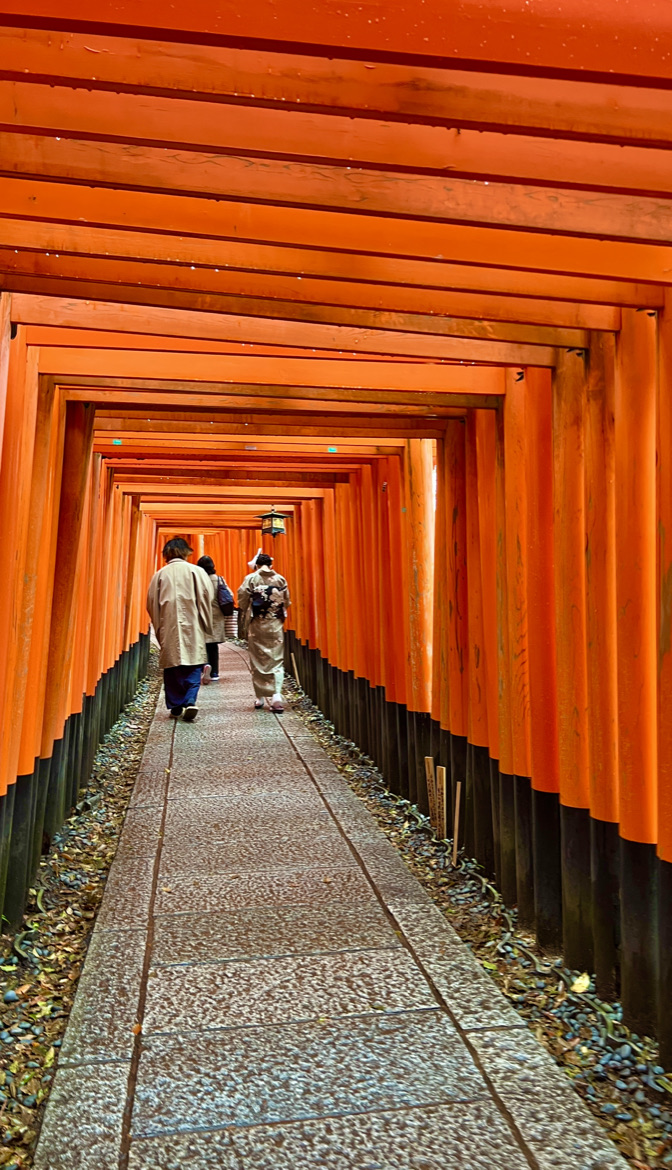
[552,349,590,811]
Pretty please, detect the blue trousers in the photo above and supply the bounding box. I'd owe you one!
[164,665,204,710]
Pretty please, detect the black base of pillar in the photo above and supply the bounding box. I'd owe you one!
[658,857,672,1065]
[472,743,495,878]
[489,757,501,885]
[515,774,535,928]
[532,789,562,951]
[620,837,658,1036]
[591,817,621,999]
[450,734,467,850]
[560,804,594,972]
[4,771,36,928]
[499,770,517,906]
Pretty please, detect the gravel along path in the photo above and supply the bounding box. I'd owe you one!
[0,649,161,1170]
[284,679,672,1170]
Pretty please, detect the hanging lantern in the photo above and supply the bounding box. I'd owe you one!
[257,505,288,538]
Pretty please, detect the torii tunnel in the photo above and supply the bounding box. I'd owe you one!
[1,0,672,1062]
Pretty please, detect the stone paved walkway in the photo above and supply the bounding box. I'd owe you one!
[35,646,627,1170]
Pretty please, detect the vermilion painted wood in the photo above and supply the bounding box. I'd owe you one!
[7,282,624,334]
[524,369,559,795]
[39,401,94,758]
[616,310,658,846]
[553,350,590,811]
[431,437,446,728]
[0,178,667,293]
[403,439,433,714]
[5,134,672,248]
[474,411,498,762]
[0,334,39,795]
[0,295,11,466]
[16,381,65,774]
[5,0,672,83]
[6,81,672,198]
[385,454,409,708]
[6,28,672,149]
[584,334,618,822]
[495,405,513,779]
[445,421,469,741]
[465,413,488,750]
[37,348,512,391]
[12,297,595,352]
[503,372,532,781]
[658,293,672,864]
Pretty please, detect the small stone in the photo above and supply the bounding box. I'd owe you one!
[3,991,18,1004]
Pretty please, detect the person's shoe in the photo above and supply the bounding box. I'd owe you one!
[169,706,183,719]
[270,694,284,713]
[202,665,212,685]
[211,674,220,681]
[183,706,199,722]
[254,699,265,709]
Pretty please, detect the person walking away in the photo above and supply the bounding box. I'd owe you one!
[238,552,290,712]
[236,547,262,641]
[197,555,234,683]
[146,537,213,721]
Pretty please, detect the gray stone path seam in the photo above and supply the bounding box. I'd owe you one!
[34,647,629,1170]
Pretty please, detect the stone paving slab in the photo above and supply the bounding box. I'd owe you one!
[60,929,146,1065]
[34,1061,131,1170]
[152,901,401,965]
[128,1102,532,1170]
[167,770,316,798]
[144,948,437,1034]
[132,1011,488,1137]
[153,862,374,916]
[94,852,156,931]
[36,646,629,1170]
[158,829,355,875]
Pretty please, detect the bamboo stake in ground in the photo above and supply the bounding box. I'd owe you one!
[452,779,462,867]
[436,765,447,839]
[291,651,301,691]
[424,756,437,828]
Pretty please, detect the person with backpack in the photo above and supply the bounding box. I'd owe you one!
[237,552,290,712]
[146,537,213,721]
[197,555,234,683]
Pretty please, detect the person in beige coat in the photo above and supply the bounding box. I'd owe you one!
[237,552,290,712]
[146,537,213,721]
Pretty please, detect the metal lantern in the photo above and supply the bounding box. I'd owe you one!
[257,506,288,538]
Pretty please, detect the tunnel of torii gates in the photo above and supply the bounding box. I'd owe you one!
[2,0,672,1062]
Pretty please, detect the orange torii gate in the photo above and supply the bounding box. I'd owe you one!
[0,0,672,1063]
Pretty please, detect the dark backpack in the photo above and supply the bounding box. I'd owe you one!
[217,576,234,616]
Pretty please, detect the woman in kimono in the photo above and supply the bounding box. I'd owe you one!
[196,555,233,683]
[236,547,262,641]
[237,552,290,712]
[146,537,213,721]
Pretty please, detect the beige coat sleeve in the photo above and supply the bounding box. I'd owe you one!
[146,571,161,638]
